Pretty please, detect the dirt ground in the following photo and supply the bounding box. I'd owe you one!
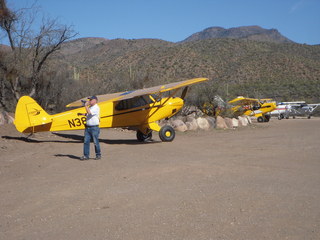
[0,117,320,240]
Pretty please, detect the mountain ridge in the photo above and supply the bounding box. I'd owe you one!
[181,26,294,43]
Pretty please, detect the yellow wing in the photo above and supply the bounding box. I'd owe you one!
[66,77,208,107]
[228,96,260,106]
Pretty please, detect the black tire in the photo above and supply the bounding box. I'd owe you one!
[257,116,264,123]
[136,130,152,142]
[264,115,270,122]
[159,125,175,142]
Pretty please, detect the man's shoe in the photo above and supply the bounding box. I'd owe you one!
[80,156,89,160]
[95,156,101,160]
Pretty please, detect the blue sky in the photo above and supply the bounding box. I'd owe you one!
[5,0,320,45]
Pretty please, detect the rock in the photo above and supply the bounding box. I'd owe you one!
[245,116,252,124]
[0,113,4,125]
[215,116,228,129]
[176,124,188,132]
[185,118,198,131]
[238,116,248,127]
[171,119,187,132]
[232,118,239,128]
[6,113,14,124]
[224,117,234,129]
[205,116,216,128]
[185,115,196,123]
[196,117,210,130]
[0,111,14,125]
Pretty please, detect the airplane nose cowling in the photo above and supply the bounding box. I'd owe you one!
[167,97,184,117]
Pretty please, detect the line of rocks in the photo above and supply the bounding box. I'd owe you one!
[160,115,252,132]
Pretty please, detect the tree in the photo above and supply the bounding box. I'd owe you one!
[0,0,77,110]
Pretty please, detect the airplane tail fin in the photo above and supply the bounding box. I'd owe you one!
[14,96,52,133]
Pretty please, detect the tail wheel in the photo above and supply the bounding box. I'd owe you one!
[159,125,175,142]
[136,130,152,142]
[257,116,264,123]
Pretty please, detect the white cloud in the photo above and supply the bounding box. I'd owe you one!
[290,0,305,13]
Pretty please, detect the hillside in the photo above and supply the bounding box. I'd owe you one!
[57,37,320,103]
[1,26,320,111]
[181,26,294,43]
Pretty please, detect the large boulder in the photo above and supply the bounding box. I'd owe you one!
[238,116,248,127]
[196,117,210,130]
[205,116,216,128]
[171,119,187,132]
[224,117,234,129]
[232,118,239,128]
[185,117,198,131]
[215,116,228,129]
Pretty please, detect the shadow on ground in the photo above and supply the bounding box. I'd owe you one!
[2,133,160,145]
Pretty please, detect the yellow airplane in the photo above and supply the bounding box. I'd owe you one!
[14,78,208,141]
[228,96,277,122]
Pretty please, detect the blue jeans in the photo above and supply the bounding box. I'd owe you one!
[83,126,101,158]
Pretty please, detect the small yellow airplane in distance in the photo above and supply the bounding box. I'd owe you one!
[228,96,277,122]
[14,78,208,142]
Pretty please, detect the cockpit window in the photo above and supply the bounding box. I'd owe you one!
[115,95,154,111]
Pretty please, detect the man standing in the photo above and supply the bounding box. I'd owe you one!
[79,96,101,160]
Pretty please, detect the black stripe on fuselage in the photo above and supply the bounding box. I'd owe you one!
[100,104,161,119]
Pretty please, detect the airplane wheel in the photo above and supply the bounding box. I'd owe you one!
[159,125,175,142]
[308,115,311,119]
[257,116,264,123]
[264,115,270,122]
[136,130,152,142]
[278,115,282,120]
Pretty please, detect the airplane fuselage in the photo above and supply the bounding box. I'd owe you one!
[15,95,184,134]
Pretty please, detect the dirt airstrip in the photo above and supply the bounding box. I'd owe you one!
[0,118,320,240]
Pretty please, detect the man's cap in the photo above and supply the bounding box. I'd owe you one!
[88,95,98,100]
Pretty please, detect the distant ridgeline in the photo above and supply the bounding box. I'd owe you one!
[180,26,294,43]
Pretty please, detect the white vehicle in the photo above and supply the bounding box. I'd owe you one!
[271,101,320,119]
